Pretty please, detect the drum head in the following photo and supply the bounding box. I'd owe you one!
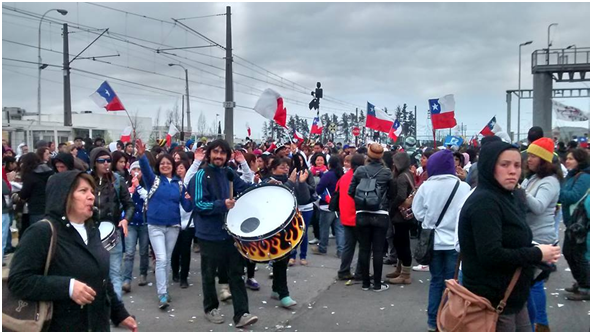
[226,184,295,239]
[98,221,115,239]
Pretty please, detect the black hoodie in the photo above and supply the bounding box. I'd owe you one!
[19,163,54,215]
[458,141,542,314]
[51,152,75,172]
[8,171,130,331]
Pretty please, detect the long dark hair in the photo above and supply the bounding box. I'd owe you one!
[19,152,41,176]
[568,148,590,173]
[111,151,128,173]
[291,152,309,173]
[328,154,344,179]
[527,158,563,182]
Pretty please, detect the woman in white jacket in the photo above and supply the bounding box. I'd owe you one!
[411,150,470,332]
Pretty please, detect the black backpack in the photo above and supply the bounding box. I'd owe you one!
[566,190,590,245]
[354,168,384,211]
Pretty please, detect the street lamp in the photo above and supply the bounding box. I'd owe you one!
[517,40,533,144]
[168,63,191,141]
[567,44,577,63]
[38,8,67,124]
[546,23,558,64]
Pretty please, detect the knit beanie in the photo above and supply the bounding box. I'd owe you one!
[527,137,554,163]
[367,143,384,160]
[427,150,455,177]
[185,139,195,149]
[129,161,140,172]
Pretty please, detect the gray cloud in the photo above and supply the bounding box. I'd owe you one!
[2,2,589,140]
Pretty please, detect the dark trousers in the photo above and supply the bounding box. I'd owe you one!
[311,206,320,239]
[171,227,195,281]
[563,231,590,289]
[356,213,389,288]
[272,256,290,299]
[393,223,413,266]
[199,238,250,324]
[245,260,256,279]
[339,225,362,277]
[384,221,398,260]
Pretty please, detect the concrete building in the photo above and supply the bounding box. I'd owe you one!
[2,108,153,149]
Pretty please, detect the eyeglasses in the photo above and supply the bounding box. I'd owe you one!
[96,158,111,164]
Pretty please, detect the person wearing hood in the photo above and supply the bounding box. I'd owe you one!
[89,147,135,302]
[348,143,394,292]
[52,152,75,173]
[385,152,416,285]
[18,152,54,225]
[560,148,590,301]
[15,142,28,160]
[411,150,471,331]
[8,171,137,331]
[185,139,195,152]
[458,142,561,332]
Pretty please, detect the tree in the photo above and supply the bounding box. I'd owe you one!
[358,110,366,141]
[262,121,269,138]
[407,107,416,140]
[196,112,207,137]
[320,113,331,142]
[149,107,162,146]
[340,112,350,143]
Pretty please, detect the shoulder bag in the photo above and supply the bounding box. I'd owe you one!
[398,173,417,220]
[2,219,57,332]
[437,256,522,332]
[413,180,460,265]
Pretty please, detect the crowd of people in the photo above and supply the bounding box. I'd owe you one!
[1,126,590,331]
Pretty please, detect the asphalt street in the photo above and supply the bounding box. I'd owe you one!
[109,226,590,332]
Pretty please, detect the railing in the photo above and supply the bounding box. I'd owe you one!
[532,47,590,68]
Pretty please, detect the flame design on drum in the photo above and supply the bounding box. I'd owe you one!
[235,211,305,263]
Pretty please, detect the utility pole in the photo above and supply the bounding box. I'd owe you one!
[224,6,235,146]
[63,24,72,126]
[414,105,417,140]
[181,94,185,141]
[184,68,191,136]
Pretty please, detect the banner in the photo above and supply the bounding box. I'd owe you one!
[443,135,464,147]
[553,100,589,122]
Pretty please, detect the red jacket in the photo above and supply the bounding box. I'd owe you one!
[337,169,356,226]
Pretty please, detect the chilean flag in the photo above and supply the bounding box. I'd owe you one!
[246,123,251,137]
[429,94,457,129]
[320,188,331,203]
[388,119,402,142]
[120,126,132,143]
[366,102,393,133]
[254,88,287,127]
[479,116,502,136]
[90,81,126,111]
[311,116,323,135]
[166,123,179,147]
[292,128,304,143]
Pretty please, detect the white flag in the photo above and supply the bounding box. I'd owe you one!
[553,100,589,122]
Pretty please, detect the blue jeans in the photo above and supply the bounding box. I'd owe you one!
[2,213,10,258]
[291,210,313,260]
[109,232,124,301]
[527,280,548,328]
[428,249,458,328]
[318,210,344,255]
[123,224,149,283]
[148,224,180,296]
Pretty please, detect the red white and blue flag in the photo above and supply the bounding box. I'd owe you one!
[120,126,132,143]
[292,127,304,143]
[429,94,457,129]
[311,116,323,135]
[388,119,402,142]
[480,116,502,136]
[253,88,287,127]
[366,102,393,133]
[90,81,126,111]
[320,188,331,203]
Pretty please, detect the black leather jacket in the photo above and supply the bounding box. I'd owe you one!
[348,159,394,212]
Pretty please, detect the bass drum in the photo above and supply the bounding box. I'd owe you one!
[225,183,304,262]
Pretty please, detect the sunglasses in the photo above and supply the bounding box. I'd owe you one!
[96,158,112,164]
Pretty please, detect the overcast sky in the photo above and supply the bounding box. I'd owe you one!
[2,2,590,141]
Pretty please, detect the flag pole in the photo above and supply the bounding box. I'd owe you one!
[433,129,437,149]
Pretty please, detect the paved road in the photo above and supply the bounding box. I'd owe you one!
[109,228,590,332]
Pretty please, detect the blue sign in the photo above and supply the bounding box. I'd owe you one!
[444,135,464,147]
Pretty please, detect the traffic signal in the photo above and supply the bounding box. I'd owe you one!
[309,98,319,110]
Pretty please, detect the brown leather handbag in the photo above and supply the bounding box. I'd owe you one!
[2,219,57,332]
[437,257,522,332]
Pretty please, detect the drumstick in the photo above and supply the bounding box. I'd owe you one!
[227,169,235,200]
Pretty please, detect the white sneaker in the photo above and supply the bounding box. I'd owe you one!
[412,265,429,272]
[308,238,319,244]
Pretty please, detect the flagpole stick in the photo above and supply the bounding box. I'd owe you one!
[433,129,437,149]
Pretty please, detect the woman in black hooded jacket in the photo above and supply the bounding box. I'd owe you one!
[8,170,137,331]
[458,141,561,331]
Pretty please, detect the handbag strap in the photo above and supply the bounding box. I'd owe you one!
[435,180,460,228]
[403,172,416,192]
[40,219,57,276]
[496,268,522,313]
